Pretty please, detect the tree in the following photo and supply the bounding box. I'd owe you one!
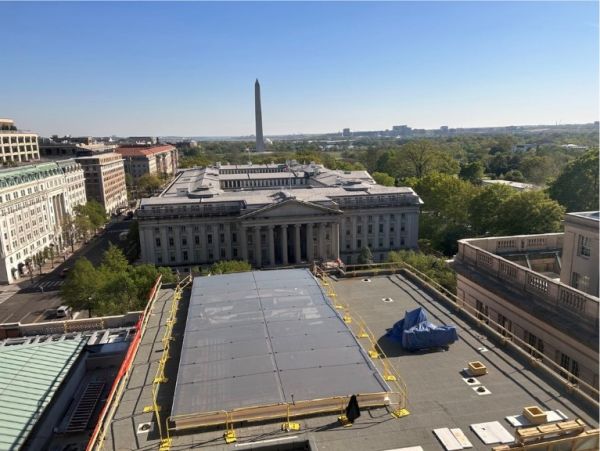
[406,173,476,254]
[548,149,599,212]
[372,172,395,186]
[101,243,129,274]
[388,140,459,180]
[357,247,374,264]
[458,161,484,184]
[62,215,78,252]
[468,184,515,235]
[495,191,565,235]
[210,260,252,274]
[75,214,93,240]
[137,174,162,196]
[387,250,456,293]
[503,169,525,182]
[74,201,107,232]
[61,258,102,315]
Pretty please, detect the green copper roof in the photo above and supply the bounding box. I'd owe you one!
[0,337,85,451]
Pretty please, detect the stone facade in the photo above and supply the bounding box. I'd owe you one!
[0,119,40,164]
[76,153,128,215]
[0,160,87,283]
[138,163,422,267]
[116,145,178,179]
[453,229,599,391]
[560,212,599,296]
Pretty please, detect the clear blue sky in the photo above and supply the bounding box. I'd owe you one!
[1,1,598,137]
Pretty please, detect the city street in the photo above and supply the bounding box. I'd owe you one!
[0,219,133,323]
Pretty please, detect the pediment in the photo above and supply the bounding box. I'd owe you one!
[241,198,340,219]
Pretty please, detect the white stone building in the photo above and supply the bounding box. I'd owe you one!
[137,163,422,267]
[0,160,87,283]
[0,119,40,164]
[453,214,599,392]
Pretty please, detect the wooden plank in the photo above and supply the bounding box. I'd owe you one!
[434,428,463,451]
[451,428,473,448]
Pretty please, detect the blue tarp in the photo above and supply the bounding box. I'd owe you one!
[387,307,458,351]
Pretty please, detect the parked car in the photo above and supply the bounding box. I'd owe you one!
[60,268,70,278]
[56,305,71,319]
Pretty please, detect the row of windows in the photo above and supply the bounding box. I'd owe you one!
[474,299,582,381]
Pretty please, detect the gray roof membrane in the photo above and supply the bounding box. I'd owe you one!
[172,269,389,416]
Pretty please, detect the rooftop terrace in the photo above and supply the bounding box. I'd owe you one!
[100,271,598,451]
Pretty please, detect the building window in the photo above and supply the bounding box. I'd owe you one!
[357,225,362,234]
[182,238,187,246]
[183,250,188,261]
[155,238,161,247]
[578,235,592,257]
[524,331,544,357]
[220,233,225,244]
[195,236,200,245]
[379,224,383,233]
[207,234,212,244]
[168,237,174,246]
[571,272,590,292]
[368,225,372,234]
[232,232,237,243]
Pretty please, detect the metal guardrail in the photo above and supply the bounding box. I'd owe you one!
[339,261,600,409]
[147,275,192,451]
[313,266,409,416]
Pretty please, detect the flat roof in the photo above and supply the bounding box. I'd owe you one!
[104,273,598,451]
[172,269,389,418]
[0,337,86,450]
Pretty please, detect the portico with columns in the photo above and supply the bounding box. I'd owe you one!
[239,198,342,266]
[137,165,423,268]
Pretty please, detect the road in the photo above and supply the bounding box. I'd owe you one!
[0,219,133,324]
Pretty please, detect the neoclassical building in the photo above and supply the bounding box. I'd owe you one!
[138,162,422,267]
[0,160,87,283]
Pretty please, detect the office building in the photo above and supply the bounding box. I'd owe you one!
[453,214,599,391]
[560,212,599,296]
[0,160,87,283]
[342,128,351,137]
[0,118,40,164]
[40,136,118,159]
[76,153,127,215]
[116,144,178,179]
[137,162,422,267]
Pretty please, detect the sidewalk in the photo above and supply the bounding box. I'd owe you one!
[11,240,87,290]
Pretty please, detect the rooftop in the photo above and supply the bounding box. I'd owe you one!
[102,270,598,451]
[116,145,176,157]
[0,337,86,450]
[172,270,392,429]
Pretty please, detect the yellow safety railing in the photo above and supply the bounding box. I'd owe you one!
[145,275,192,451]
[313,266,409,416]
[337,261,600,409]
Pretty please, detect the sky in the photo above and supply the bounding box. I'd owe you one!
[1,1,598,137]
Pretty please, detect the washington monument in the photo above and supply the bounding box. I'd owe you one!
[254,79,265,152]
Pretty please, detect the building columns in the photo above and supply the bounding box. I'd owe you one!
[294,224,301,263]
[332,222,340,260]
[318,223,326,261]
[240,225,248,262]
[351,216,357,252]
[384,214,390,249]
[307,223,314,262]
[267,225,275,266]
[281,224,288,265]
[224,223,232,260]
[254,226,262,267]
